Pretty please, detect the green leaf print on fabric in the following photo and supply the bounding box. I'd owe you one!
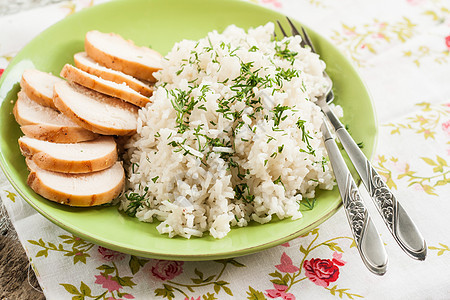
[129,255,150,275]
[60,281,109,299]
[385,102,449,139]
[151,259,245,299]
[422,1,450,24]
[331,18,417,66]
[246,286,267,300]
[60,283,82,295]
[0,53,15,63]
[28,235,95,264]
[328,285,364,299]
[155,284,176,299]
[305,0,327,8]
[60,254,142,299]
[398,155,449,196]
[375,154,449,196]
[403,46,449,67]
[429,243,450,256]
[61,0,95,16]
[4,190,16,202]
[374,156,398,190]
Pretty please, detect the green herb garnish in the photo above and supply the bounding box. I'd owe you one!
[125,187,149,217]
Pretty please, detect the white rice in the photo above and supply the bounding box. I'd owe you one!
[119,22,340,239]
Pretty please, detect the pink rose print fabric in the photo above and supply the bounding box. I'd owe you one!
[442,120,450,136]
[303,252,346,287]
[275,252,299,273]
[266,283,295,299]
[150,260,184,281]
[94,274,122,292]
[98,246,126,261]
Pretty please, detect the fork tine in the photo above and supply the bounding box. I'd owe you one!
[283,17,308,49]
[300,26,316,53]
[276,20,288,38]
[286,17,301,36]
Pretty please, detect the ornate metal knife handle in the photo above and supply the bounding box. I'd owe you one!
[335,126,427,261]
[322,122,388,275]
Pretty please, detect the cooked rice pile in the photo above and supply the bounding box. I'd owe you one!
[120,22,339,239]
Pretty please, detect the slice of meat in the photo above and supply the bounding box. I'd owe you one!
[60,64,151,108]
[53,81,139,136]
[84,30,163,82]
[13,91,98,143]
[74,52,153,97]
[20,69,64,109]
[26,159,125,207]
[19,136,118,173]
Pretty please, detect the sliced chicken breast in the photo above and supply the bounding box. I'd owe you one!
[60,64,151,107]
[20,69,64,109]
[85,30,163,82]
[53,81,139,136]
[13,91,98,143]
[19,136,118,173]
[74,52,153,97]
[26,159,125,207]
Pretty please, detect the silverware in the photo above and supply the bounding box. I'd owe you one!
[278,18,427,261]
[322,120,388,275]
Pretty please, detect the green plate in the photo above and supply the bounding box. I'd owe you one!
[0,0,376,260]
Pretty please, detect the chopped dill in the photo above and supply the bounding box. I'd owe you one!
[274,67,300,86]
[170,89,194,133]
[266,135,276,143]
[271,104,290,127]
[234,183,255,203]
[298,197,316,211]
[273,175,285,190]
[296,118,315,155]
[274,40,298,64]
[175,67,184,76]
[125,187,149,217]
[131,163,139,174]
[313,156,328,172]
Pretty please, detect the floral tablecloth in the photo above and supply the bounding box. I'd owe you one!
[1,0,449,299]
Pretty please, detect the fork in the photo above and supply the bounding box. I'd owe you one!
[321,120,388,275]
[278,18,427,261]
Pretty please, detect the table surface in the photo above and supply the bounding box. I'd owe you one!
[1,0,450,299]
[0,200,44,299]
[0,0,65,16]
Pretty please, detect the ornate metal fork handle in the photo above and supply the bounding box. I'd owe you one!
[280,17,427,261]
[321,100,426,260]
[335,126,427,260]
[322,121,388,275]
